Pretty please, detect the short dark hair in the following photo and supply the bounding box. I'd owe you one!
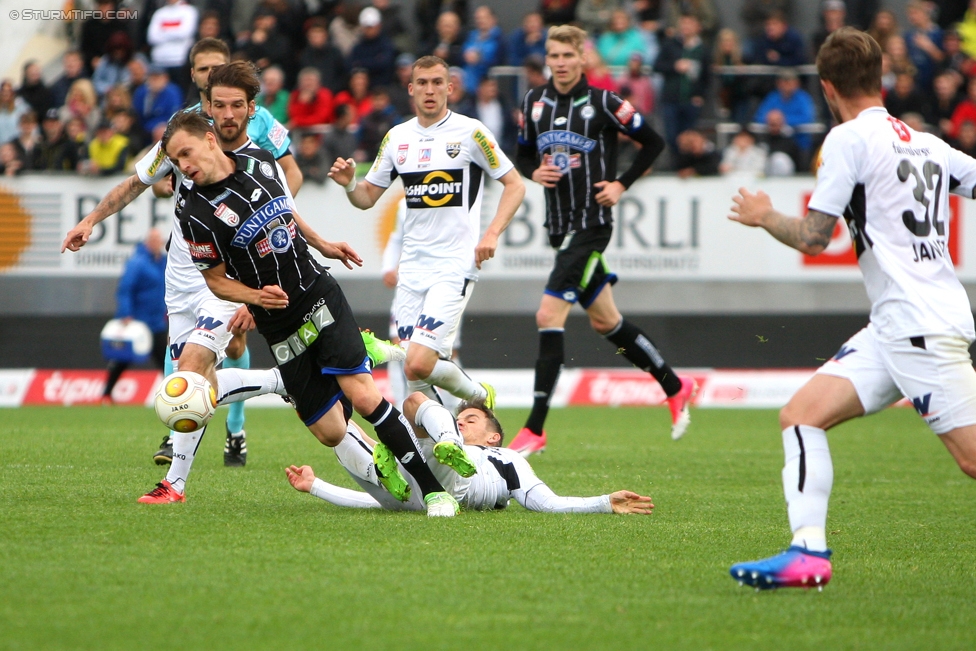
[161,110,217,153]
[456,400,504,447]
[189,37,230,68]
[207,61,261,102]
[816,27,882,99]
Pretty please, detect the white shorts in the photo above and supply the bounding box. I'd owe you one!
[393,278,473,358]
[167,286,241,366]
[817,324,976,434]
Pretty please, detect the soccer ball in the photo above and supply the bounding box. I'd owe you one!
[154,371,217,433]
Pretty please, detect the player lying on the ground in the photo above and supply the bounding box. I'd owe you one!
[285,392,654,514]
[726,27,976,590]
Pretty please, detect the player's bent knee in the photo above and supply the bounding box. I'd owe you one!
[402,392,428,421]
[589,314,617,334]
[307,403,347,446]
[404,354,435,380]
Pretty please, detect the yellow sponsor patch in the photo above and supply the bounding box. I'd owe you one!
[373,132,390,171]
[472,129,499,169]
[147,146,166,177]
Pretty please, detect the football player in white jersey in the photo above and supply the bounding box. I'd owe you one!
[285,393,654,515]
[727,28,976,589]
[329,55,526,410]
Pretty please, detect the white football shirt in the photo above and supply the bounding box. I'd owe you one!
[365,111,514,291]
[808,106,976,341]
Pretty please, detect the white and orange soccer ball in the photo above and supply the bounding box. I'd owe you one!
[154,371,217,433]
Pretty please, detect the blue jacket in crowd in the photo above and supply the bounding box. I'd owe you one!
[463,25,505,93]
[115,242,167,333]
[132,81,184,134]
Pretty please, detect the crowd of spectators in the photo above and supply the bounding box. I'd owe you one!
[4,1,976,181]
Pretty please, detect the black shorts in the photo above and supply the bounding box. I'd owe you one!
[266,273,368,426]
[545,225,618,308]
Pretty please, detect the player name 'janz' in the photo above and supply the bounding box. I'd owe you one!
[912,239,949,262]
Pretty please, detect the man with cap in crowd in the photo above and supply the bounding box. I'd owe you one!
[349,7,396,87]
[132,65,183,134]
[37,109,80,171]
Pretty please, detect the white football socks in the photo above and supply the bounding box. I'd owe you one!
[387,358,409,409]
[333,424,379,486]
[782,425,833,552]
[215,367,286,405]
[165,426,206,494]
[424,359,486,401]
[415,399,463,446]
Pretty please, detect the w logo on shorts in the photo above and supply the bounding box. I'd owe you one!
[195,316,224,331]
[416,314,445,333]
[833,345,857,361]
[911,393,933,416]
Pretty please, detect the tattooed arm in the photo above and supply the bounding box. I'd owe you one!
[728,187,839,256]
[61,175,150,252]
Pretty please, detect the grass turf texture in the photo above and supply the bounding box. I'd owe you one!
[1,406,975,651]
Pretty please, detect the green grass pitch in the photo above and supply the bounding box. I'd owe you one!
[2,405,975,650]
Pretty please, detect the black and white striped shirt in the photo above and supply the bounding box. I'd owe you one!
[516,75,665,239]
[178,148,323,335]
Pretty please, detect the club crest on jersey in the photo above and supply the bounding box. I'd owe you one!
[401,169,464,208]
[446,142,461,158]
[256,220,297,257]
[397,144,409,165]
[259,161,274,178]
[214,203,240,226]
[543,145,580,172]
[419,148,431,162]
[580,105,595,120]
[531,101,544,122]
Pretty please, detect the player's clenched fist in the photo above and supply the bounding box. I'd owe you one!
[257,284,289,310]
[328,157,356,187]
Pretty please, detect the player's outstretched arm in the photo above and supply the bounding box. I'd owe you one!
[199,264,290,309]
[728,187,838,255]
[286,465,317,492]
[328,157,386,209]
[475,168,526,268]
[61,174,150,252]
[609,490,654,515]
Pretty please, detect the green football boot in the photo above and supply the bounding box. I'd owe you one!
[372,442,411,502]
[361,329,406,367]
[433,441,477,478]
